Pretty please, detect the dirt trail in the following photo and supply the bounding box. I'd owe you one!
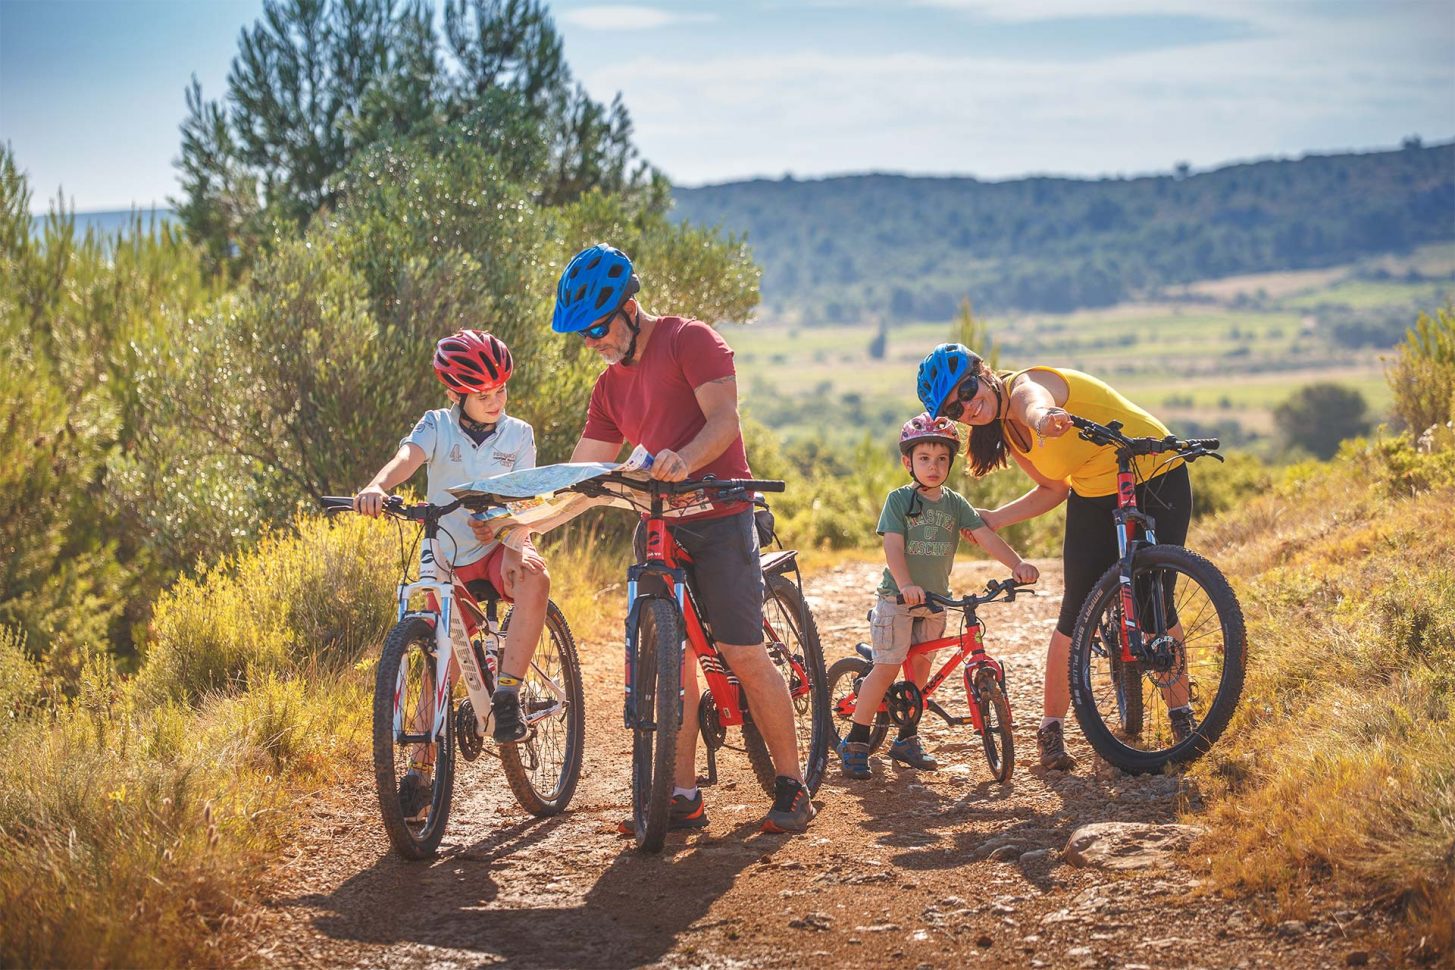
[257,560,1389,969]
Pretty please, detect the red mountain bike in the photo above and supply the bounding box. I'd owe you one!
[458,467,832,853]
[828,579,1030,783]
[1065,416,1246,774]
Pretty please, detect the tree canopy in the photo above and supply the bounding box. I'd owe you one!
[176,0,661,271]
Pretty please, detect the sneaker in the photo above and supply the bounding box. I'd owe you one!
[837,739,872,779]
[889,734,939,770]
[491,690,527,743]
[1037,721,1077,771]
[616,789,710,836]
[397,769,432,823]
[1169,707,1198,743]
[760,776,815,834]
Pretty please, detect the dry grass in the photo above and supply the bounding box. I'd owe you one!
[1189,438,1455,956]
[0,506,629,968]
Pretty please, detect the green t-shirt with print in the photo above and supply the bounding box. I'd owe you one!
[876,485,985,598]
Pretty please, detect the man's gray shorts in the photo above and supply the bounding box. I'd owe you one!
[634,509,765,645]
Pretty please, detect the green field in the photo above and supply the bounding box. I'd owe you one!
[734,244,1452,453]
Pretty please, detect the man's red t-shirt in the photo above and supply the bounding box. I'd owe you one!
[582,316,751,520]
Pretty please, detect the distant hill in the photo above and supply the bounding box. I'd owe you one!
[30,208,176,240]
[671,141,1455,321]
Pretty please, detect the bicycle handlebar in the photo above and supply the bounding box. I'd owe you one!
[895,578,1035,612]
[319,495,462,522]
[596,472,786,496]
[1068,415,1222,461]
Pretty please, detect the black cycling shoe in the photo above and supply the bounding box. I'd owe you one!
[1169,706,1199,743]
[397,769,432,823]
[761,776,814,834]
[492,690,527,743]
[617,790,710,836]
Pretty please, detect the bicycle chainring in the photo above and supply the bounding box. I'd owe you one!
[886,682,924,728]
[456,699,483,762]
[698,690,726,749]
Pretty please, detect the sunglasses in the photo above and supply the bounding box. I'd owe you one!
[937,374,981,420]
[580,315,614,340]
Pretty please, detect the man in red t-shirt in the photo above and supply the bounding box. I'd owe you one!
[555,243,812,834]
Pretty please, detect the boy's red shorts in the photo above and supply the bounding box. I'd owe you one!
[426,544,511,634]
[451,543,510,597]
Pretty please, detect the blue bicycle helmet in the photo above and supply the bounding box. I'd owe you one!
[552,244,640,334]
[916,343,981,416]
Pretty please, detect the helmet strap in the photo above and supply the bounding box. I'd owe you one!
[620,307,643,366]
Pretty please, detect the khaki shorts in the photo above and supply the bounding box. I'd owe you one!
[869,597,948,666]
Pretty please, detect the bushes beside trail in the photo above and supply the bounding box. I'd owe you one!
[1192,435,1455,956]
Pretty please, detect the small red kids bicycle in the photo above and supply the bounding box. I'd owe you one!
[828,578,1031,783]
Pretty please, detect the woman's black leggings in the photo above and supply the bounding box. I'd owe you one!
[1055,463,1193,638]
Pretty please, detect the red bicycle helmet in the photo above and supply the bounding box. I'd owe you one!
[433,330,514,393]
[899,413,961,456]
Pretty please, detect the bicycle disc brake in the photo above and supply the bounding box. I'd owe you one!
[1144,635,1186,687]
[456,699,484,762]
[886,682,924,728]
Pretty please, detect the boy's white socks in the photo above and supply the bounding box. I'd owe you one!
[1040,716,1063,730]
[673,786,698,799]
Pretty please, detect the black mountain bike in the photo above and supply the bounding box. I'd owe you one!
[1064,417,1247,774]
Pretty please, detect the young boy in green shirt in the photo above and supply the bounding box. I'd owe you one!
[838,414,1039,778]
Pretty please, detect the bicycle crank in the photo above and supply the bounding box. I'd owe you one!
[456,700,484,762]
[886,682,924,729]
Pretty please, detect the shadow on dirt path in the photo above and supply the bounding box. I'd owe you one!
[255,560,1394,969]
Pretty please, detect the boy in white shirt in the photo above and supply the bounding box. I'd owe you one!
[355,330,549,748]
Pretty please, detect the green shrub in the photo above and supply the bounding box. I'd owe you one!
[136,512,398,705]
[1388,304,1455,433]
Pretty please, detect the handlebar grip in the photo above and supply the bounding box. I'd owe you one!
[321,495,355,514]
[1186,438,1220,450]
[894,593,945,613]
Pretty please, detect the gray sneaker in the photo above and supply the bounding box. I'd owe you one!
[1169,707,1198,743]
[1037,721,1077,771]
[889,734,939,770]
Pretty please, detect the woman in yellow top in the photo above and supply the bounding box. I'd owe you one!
[915,343,1194,772]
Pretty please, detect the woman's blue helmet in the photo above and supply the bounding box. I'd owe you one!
[917,343,982,416]
[552,244,640,333]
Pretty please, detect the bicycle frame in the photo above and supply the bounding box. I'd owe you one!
[1111,459,1158,665]
[620,494,812,737]
[834,617,1008,735]
[390,520,567,750]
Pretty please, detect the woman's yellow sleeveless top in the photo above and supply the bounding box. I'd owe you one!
[1004,366,1180,498]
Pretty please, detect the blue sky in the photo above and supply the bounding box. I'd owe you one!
[2,0,1452,213]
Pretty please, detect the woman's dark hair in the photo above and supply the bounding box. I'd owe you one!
[966,366,1015,477]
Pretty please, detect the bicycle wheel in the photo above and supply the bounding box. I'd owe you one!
[969,667,1014,783]
[826,656,890,753]
[500,600,586,817]
[373,616,455,859]
[1069,545,1246,774]
[631,597,682,852]
[743,575,832,796]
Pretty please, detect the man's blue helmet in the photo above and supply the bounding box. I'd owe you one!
[552,244,640,333]
[917,343,981,415]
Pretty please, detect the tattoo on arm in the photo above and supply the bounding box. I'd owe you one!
[704,375,736,386]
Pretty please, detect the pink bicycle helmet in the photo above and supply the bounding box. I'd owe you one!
[433,330,514,393]
[899,413,962,456]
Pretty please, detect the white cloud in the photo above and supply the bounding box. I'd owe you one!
[559,5,714,31]
[580,8,1453,185]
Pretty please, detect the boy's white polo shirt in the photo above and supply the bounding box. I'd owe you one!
[402,407,536,567]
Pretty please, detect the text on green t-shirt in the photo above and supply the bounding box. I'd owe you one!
[876,485,985,598]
